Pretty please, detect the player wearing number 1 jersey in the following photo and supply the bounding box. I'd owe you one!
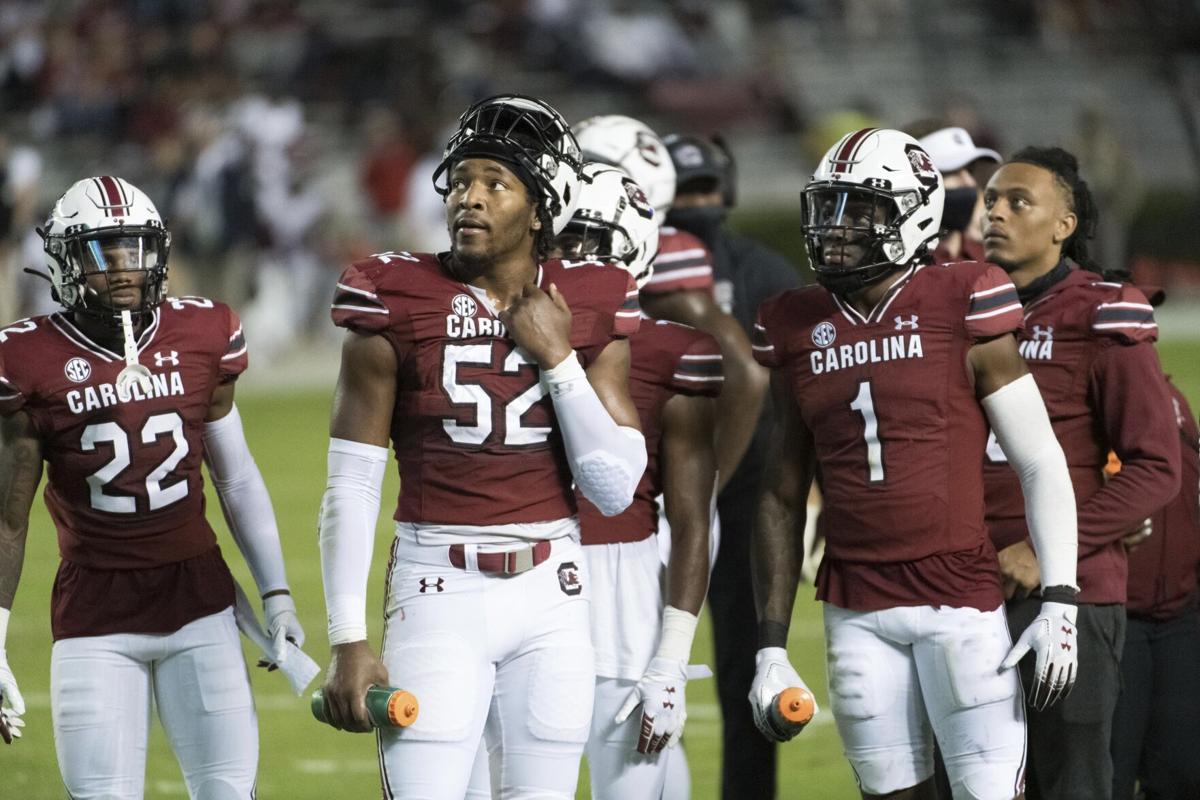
[317,96,646,799]
[0,177,302,798]
[751,130,1081,800]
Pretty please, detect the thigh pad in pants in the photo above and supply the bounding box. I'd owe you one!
[388,630,482,742]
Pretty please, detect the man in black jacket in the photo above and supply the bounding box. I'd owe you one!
[663,133,800,800]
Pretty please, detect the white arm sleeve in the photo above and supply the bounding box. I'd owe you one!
[202,404,288,596]
[981,373,1078,589]
[542,350,647,517]
[318,437,388,645]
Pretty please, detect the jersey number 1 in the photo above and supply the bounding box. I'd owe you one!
[850,381,885,483]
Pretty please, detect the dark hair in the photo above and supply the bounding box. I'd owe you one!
[1007,146,1100,272]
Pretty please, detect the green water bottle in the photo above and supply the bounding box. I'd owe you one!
[311,685,419,728]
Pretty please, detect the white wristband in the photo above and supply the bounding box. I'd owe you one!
[540,350,588,398]
[0,607,9,650]
[655,606,700,664]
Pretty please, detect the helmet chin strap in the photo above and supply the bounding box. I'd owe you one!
[116,309,153,394]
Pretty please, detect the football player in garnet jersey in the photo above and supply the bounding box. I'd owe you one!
[981,148,1180,800]
[554,163,722,798]
[317,95,646,798]
[0,177,303,798]
[574,115,765,494]
[751,129,1080,800]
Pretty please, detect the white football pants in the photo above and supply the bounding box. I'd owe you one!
[378,526,594,799]
[51,607,257,800]
[823,603,1027,799]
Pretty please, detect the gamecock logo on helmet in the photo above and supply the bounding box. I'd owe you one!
[622,178,655,220]
[635,131,663,166]
[904,144,939,189]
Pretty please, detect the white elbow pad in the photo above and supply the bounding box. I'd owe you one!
[543,351,647,517]
[319,437,389,645]
[982,374,1078,590]
[574,427,646,516]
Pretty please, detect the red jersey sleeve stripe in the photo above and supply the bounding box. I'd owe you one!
[965,301,1023,321]
[751,323,775,352]
[968,287,1020,315]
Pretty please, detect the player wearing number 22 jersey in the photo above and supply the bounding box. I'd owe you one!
[0,297,245,638]
[0,176,301,798]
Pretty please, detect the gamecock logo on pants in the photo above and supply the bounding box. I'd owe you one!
[557,562,581,596]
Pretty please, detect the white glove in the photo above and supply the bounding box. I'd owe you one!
[263,593,305,666]
[615,656,689,754]
[749,647,818,742]
[0,650,26,744]
[1000,600,1078,711]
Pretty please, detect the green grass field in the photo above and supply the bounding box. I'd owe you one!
[4,340,1199,799]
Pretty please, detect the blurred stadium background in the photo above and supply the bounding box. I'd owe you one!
[2,1,1199,797]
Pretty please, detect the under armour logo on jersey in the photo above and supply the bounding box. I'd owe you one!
[419,577,445,593]
[894,315,919,330]
[1031,324,1054,341]
[153,350,179,367]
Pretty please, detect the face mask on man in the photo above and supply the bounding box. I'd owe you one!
[941,187,978,233]
[665,205,727,248]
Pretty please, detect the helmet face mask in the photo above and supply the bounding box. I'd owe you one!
[550,163,659,289]
[40,177,171,318]
[804,129,944,296]
[433,94,583,246]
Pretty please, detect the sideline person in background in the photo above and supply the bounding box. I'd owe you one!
[662,131,796,800]
[982,147,1180,800]
[914,124,1000,265]
[1105,278,1200,800]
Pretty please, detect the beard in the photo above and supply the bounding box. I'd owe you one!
[447,246,492,283]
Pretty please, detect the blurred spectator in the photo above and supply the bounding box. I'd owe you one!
[1073,105,1141,273]
[359,107,418,238]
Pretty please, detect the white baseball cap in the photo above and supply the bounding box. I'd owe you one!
[918,127,1001,173]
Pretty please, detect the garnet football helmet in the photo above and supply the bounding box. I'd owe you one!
[433,94,583,239]
[39,176,171,316]
[803,128,944,295]
[552,163,659,289]
[573,114,676,219]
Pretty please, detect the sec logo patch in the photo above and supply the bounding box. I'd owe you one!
[811,321,837,348]
[64,357,91,383]
[557,561,582,596]
[451,294,478,318]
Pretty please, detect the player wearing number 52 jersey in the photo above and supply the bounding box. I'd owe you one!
[751,130,1080,800]
[317,96,646,800]
[0,177,303,798]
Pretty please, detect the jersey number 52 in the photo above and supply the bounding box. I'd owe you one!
[441,343,550,447]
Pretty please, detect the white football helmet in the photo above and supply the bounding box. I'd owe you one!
[39,176,171,315]
[551,162,659,289]
[433,94,583,240]
[803,128,944,295]
[574,114,676,219]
